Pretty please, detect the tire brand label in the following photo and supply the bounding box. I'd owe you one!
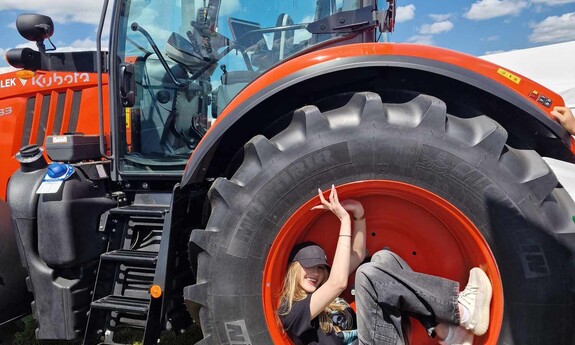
[418,147,551,279]
[448,160,551,279]
[227,142,350,258]
[225,320,252,345]
[227,198,267,257]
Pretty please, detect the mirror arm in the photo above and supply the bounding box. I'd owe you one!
[131,22,189,89]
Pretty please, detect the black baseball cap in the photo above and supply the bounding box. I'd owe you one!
[290,242,330,268]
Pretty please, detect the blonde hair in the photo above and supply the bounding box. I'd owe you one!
[277,261,349,334]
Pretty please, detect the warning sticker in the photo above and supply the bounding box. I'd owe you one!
[497,68,521,84]
[37,164,75,194]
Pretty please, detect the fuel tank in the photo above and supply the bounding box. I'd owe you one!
[0,200,32,325]
[7,144,116,340]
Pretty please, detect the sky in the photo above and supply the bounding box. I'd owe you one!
[0,0,574,74]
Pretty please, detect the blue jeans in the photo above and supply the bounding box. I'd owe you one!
[355,250,460,345]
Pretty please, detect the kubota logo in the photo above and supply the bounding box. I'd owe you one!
[29,72,91,87]
[0,73,92,88]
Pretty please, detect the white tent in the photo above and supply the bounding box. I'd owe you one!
[481,41,575,108]
[482,41,575,198]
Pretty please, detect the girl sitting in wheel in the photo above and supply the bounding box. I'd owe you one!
[277,185,493,345]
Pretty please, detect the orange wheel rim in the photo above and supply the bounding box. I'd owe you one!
[262,180,503,344]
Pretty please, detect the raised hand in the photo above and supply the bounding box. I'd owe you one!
[551,106,575,135]
[311,185,350,221]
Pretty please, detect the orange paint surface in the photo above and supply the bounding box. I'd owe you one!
[0,70,108,200]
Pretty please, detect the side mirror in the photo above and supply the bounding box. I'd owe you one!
[16,13,55,52]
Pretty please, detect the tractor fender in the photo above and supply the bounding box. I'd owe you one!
[182,43,573,186]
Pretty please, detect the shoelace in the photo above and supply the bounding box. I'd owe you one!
[458,286,478,305]
[458,286,479,329]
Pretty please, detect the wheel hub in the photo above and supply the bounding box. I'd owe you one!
[263,180,503,344]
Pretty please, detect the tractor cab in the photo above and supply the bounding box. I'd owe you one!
[110,0,392,177]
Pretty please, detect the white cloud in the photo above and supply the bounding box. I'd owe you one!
[429,13,452,22]
[14,42,36,49]
[464,0,528,20]
[0,1,105,25]
[219,0,241,17]
[484,49,507,55]
[529,12,575,43]
[10,37,107,53]
[531,0,575,5]
[0,47,17,72]
[0,66,17,74]
[419,20,454,35]
[396,5,416,23]
[293,15,315,45]
[484,35,500,41]
[407,35,435,45]
[68,38,99,50]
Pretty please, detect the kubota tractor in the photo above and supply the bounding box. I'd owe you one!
[2,1,575,344]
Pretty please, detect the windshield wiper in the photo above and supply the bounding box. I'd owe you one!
[131,22,189,89]
[307,6,376,34]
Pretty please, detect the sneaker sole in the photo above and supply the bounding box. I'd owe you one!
[468,267,492,336]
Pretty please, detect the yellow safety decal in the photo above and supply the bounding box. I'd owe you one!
[125,107,131,129]
[497,68,521,84]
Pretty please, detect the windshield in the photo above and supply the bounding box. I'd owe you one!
[116,0,367,174]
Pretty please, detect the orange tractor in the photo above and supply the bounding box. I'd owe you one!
[2,1,575,344]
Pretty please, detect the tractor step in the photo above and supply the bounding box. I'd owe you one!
[101,250,158,266]
[91,295,150,315]
[109,205,168,217]
[84,200,174,345]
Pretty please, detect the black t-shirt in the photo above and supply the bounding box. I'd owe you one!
[279,295,345,345]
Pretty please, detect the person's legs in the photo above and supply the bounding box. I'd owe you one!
[355,250,461,345]
[355,262,404,345]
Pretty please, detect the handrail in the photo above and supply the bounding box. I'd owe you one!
[97,0,113,159]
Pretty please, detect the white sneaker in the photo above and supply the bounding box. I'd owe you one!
[458,267,493,336]
[439,326,474,345]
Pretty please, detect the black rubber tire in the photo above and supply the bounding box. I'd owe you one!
[186,91,575,345]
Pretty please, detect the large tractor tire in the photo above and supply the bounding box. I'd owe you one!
[187,92,575,345]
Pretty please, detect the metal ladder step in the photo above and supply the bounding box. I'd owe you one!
[84,200,173,345]
[101,250,158,266]
[91,295,150,315]
[109,205,168,217]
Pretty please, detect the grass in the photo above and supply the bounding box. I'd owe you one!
[0,315,203,345]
